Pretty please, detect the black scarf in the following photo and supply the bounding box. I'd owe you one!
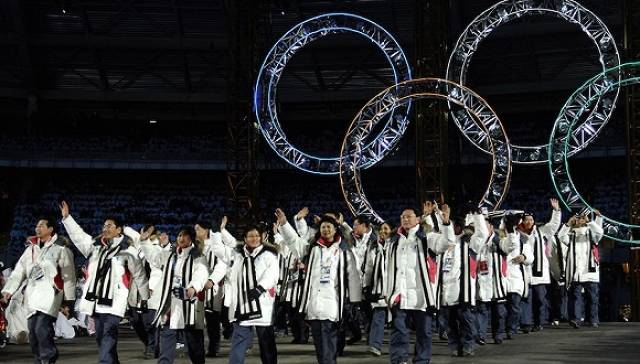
[235,247,268,322]
[85,236,129,307]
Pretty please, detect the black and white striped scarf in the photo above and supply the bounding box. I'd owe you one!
[369,242,387,301]
[458,235,477,306]
[554,234,565,283]
[152,248,199,327]
[518,238,530,299]
[387,228,438,309]
[566,229,597,288]
[491,234,508,301]
[235,247,267,322]
[205,249,219,312]
[531,228,546,278]
[284,254,304,308]
[85,237,128,306]
[299,241,351,321]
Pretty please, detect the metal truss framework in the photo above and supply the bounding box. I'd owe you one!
[224,0,268,227]
[254,13,412,175]
[340,78,512,223]
[447,0,620,164]
[414,0,449,206]
[549,62,637,244]
[623,0,640,322]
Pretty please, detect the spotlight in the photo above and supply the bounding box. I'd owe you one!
[149,119,157,124]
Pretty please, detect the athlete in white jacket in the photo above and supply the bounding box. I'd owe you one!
[60,201,149,364]
[277,210,361,364]
[140,225,209,364]
[515,199,561,331]
[502,212,534,339]
[439,212,488,357]
[558,210,604,328]
[362,221,393,357]
[386,205,454,364]
[2,217,76,364]
[208,224,279,364]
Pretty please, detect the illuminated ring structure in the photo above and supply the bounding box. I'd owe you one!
[254,13,412,175]
[339,78,512,223]
[549,62,639,243]
[447,0,620,164]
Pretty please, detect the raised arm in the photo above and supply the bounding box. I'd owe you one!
[294,207,310,238]
[588,211,604,242]
[541,198,562,236]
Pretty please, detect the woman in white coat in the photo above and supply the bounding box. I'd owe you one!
[208,224,279,364]
[277,210,361,364]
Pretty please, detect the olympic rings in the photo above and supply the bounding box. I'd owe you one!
[339,78,512,223]
[254,13,412,175]
[447,0,620,164]
[255,4,637,243]
[549,62,639,243]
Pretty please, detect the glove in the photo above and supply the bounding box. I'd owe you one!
[140,300,148,313]
[172,286,186,300]
[248,286,265,301]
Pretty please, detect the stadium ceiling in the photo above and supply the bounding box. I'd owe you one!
[0,0,623,122]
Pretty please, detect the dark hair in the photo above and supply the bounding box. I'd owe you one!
[354,214,371,227]
[37,216,58,235]
[243,224,265,239]
[314,216,343,242]
[178,226,196,242]
[380,221,396,231]
[104,216,124,229]
[195,220,211,230]
[401,207,421,217]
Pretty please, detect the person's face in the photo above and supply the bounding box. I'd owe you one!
[244,229,262,250]
[102,219,122,240]
[379,223,392,240]
[194,224,208,241]
[353,219,369,236]
[522,216,535,230]
[35,219,53,240]
[320,222,337,241]
[400,209,419,230]
[575,215,589,227]
[176,231,193,250]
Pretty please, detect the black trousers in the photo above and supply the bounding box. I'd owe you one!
[287,303,309,342]
[28,311,57,364]
[158,326,205,364]
[204,310,221,354]
[130,308,156,354]
[229,323,278,364]
[309,320,338,364]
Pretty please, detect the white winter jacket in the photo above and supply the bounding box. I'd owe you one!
[2,234,76,318]
[440,214,488,307]
[519,210,561,286]
[209,233,279,327]
[386,222,454,311]
[558,217,604,284]
[140,241,209,330]
[62,215,149,318]
[504,232,533,297]
[279,221,362,322]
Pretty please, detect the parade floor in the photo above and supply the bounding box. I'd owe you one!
[1,322,638,363]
